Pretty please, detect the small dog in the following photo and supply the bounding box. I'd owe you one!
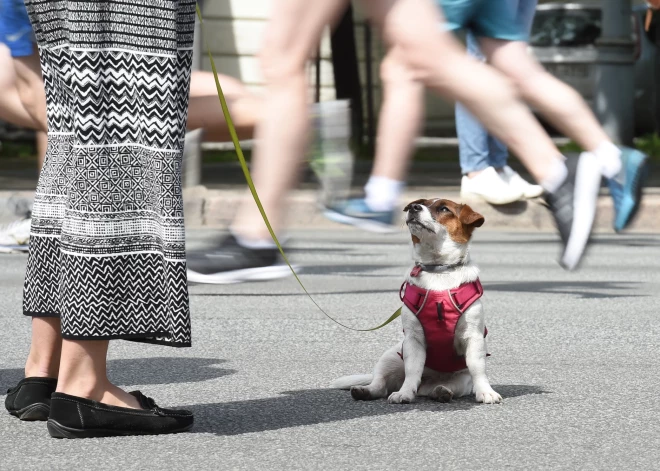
[332,198,501,404]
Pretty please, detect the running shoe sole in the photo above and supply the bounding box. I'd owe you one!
[560,153,601,271]
[459,190,523,206]
[323,209,398,234]
[614,150,649,232]
[187,264,295,285]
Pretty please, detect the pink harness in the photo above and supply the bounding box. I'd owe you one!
[399,267,486,373]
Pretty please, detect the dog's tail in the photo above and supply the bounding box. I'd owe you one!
[330,374,373,390]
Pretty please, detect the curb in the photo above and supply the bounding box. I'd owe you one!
[185,186,660,233]
[2,187,659,233]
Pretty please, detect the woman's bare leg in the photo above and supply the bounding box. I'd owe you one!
[36,131,47,170]
[24,318,61,378]
[55,340,140,409]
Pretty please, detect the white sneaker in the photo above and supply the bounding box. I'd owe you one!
[0,218,31,253]
[460,166,523,205]
[501,165,544,199]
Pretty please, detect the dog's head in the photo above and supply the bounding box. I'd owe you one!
[403,198,484,263]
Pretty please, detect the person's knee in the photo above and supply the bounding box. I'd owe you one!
[258,46,306,87]
[380,51,415,85]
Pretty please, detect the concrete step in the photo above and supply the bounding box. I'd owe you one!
[2,186,658,233]
[183,186,660,233]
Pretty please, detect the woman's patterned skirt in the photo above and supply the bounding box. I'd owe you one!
[22,0,196,346]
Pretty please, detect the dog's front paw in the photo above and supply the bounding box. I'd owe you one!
[388,391,415,404]
[475,387,502,404]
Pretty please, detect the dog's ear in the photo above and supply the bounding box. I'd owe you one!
[403,199,426,212]
[459,205,485,228]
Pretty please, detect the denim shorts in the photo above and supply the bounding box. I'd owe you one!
[0,0,35,57]
[439,0,538,41]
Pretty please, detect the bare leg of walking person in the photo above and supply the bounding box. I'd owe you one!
[187,0,351,284]
[324,47,423,232]
[0,44,41,129]
[13,51,46,132]
[329,0,645,268]
[0,16,47,254]
[187,0,607,284]
[187,71,261,142]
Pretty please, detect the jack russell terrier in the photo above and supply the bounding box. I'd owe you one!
[332,198,501,404]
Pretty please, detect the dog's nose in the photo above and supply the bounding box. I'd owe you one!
[410,204,423,213]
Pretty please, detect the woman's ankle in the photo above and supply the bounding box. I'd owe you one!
[25,317,62,378]
[24,356,59,379]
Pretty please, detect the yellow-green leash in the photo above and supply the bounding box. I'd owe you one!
[195,5,401,331]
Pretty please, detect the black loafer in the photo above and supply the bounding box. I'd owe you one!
[47,391,194,439]
[5,377,58,421]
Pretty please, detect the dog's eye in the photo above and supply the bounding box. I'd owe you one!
[437,206,450,213]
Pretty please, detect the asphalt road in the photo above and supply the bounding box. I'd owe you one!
[1,229,659,470]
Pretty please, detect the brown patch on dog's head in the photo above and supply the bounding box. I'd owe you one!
[434,200,484,243]
[411,234,421,244]
[405,198,484,244]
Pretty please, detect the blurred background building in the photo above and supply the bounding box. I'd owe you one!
[198,0,654,142]
[1,0,657,160]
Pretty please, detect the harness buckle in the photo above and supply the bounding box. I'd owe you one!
[448,290,464,315]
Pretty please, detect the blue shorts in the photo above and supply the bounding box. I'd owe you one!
[0,0,35,57]
[439,0,538,42]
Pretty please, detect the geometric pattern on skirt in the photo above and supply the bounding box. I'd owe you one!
[22,0,195,346]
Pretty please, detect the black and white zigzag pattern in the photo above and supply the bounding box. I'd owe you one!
[25,0,195,53]
[58,253,190,345]
[23,0,194,347]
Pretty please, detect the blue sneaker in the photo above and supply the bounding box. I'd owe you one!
[324,199,397,233]
[607,147,649,232]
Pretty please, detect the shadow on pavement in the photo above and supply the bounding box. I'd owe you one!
[188,384,547,436]
[0,357,235,390]
[486,280,646,299]
[191,281,644,299]
[191,289,394,297]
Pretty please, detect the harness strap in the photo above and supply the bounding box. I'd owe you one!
[400,279,483,314]
[450,279,483,313]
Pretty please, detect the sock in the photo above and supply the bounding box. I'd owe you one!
[364,176,405,212]
[590,141,622,179]
[231,229,277,250]
[540,158,569,194]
